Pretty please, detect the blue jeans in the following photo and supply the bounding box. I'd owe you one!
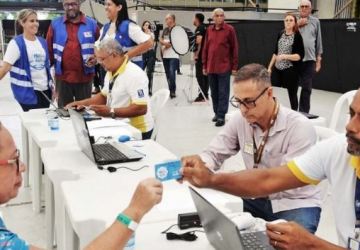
[208,72,231,120]
[163,58,178,94]
[243,198,321,234]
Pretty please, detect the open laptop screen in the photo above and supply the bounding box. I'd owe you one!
[69,109,95,162]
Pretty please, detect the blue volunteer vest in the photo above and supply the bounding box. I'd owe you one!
[10,35,52,105]
[100,20,143,67]
[51,16,97,75]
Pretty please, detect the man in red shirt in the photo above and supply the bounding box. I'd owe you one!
[46,0,100,107]
[202,8,238,127]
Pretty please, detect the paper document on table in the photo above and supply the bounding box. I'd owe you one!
[89,127,132,139]
[155,184,195,212]
[86,118,129,130]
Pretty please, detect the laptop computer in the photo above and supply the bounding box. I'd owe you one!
[39,90,70,118]
[189,186,275,250]
[69,109,144,165]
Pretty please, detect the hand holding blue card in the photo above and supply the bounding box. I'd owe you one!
[155,160,182,182]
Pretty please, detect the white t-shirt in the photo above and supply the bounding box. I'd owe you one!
[288,134,357,247]
[4,38,48,91]
[101,61,153,133]
[96,22,150,46]
[161,27,179,59]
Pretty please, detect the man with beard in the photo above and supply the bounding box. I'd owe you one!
[181,89,360,249]
[46,0,100,107]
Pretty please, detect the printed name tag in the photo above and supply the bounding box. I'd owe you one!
[348,237,360,250]
[244,142,254,155]
[155,160,182,182]
[83,31,93,38]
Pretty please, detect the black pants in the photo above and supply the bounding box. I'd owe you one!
[19,89,51,112]
[299,61,316,113]
[195,59,209,98]
[143,50,156,95]
[57,80,92,108]
[93,64,106,90]
[142,129,153,140]
[272,67,299,111]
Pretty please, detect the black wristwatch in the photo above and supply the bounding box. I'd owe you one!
[110,108,116,119]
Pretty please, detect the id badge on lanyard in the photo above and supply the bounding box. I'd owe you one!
[348,178,360,249]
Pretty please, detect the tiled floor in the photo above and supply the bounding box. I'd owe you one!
[0,64,346,248]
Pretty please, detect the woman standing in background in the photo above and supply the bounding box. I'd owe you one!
[97,0,153,68]
[142,21,156,96]
[268,13,304,111]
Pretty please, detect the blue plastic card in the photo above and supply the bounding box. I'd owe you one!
[155,160,182,182]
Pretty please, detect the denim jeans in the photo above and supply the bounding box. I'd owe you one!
[208,72,231,120]
[163,58,178,94]
[243,197,321,234]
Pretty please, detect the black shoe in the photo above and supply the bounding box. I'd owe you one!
[212,116,218,122]
[194,96,205,102]
[177,72,182,75]
[170,93,176,99]
[215,119,225,127]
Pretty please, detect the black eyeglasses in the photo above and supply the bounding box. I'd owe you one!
[230,87,269,109]
[0,149,20,173]
[300,5,310,8]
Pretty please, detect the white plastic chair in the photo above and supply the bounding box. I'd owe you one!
[314,125,338,141]
[149,89,170,140]
[314,126,338,205]
[329,90,357,132]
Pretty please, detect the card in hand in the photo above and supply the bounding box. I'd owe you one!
[155,160,182,182]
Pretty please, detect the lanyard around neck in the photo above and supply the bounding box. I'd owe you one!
[252,100,280,168]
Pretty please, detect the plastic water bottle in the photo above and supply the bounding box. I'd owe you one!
[124,233,135,250]
[48,115,59,131]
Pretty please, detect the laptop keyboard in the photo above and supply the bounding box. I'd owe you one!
[242,232,269,250]
[92,143,128,162]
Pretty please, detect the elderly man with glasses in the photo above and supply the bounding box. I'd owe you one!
[182,63,321,233]
[0,122,162,250]
[66,39,154,140]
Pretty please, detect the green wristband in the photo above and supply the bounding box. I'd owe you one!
[116,213,138,231]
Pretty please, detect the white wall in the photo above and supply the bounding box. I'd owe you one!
[268,0,299,13]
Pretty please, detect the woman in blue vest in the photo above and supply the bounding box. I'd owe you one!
[97,0,153,69]
[0,9,53,112]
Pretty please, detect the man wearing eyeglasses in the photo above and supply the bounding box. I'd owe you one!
[182,63,321,233]
[182,89,360,249]
[0,122,163,250]
[66,39,154,140]
[46,0,100,107]
[297,0,323,113]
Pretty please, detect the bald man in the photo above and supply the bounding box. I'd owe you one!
[297,0,323,113]
[181,88,360,250]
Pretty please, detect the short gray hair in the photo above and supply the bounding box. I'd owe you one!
[234,63,271,89]
[299,0,312,7]
[213,8,225,16]
[97,39,124,56]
